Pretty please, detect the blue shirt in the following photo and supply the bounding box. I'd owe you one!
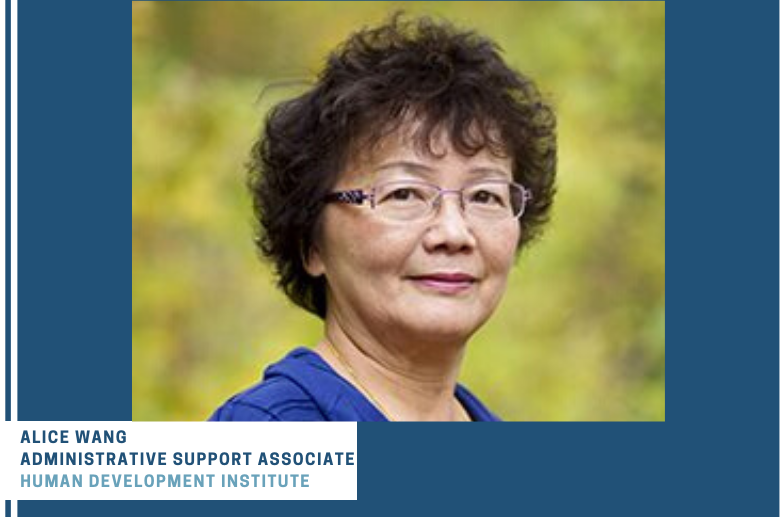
[209,348,501,422]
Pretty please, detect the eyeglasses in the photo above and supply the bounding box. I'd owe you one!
[324,179,532,222]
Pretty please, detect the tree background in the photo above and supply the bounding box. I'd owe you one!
[132,1,665,421]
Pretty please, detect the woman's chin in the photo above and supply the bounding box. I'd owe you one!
[393,305,486,343]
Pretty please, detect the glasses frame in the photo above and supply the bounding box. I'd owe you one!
[324,179,533,222]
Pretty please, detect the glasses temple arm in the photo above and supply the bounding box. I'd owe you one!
[324,190,370,205]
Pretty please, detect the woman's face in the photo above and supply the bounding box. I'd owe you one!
[308,129,520,346]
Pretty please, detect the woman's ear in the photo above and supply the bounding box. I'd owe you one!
[303,244,325,278]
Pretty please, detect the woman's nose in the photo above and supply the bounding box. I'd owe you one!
[422,194,477,253]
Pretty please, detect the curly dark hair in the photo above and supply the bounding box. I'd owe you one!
[248,14,557,318]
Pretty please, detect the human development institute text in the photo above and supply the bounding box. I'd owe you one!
[22,473,309,489]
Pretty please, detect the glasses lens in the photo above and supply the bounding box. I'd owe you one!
[373,181,438,221]
[464,181,526,220]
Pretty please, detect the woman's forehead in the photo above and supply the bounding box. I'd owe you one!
[343,124,512,183]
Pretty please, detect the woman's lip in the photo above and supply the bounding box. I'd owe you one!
[409,273,477,282]
[408,274,477,294]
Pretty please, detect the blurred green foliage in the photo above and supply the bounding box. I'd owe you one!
[132,1,665,421]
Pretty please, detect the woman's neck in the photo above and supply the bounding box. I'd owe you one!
[316,313,470,421]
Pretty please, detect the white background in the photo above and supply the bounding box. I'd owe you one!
[0,422,357,500]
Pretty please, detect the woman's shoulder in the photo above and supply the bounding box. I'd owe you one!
[208,348,330,422]
[209,376,326,421]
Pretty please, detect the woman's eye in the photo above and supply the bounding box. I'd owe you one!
[382,187,424,203]
[471,190,504,205]
[390,188,415,200]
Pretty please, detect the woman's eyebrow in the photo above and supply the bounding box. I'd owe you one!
[375,161,433,175]
[469,166,513,178]
[375,161,511,179]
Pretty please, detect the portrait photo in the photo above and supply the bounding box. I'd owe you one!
[132,1,665,421]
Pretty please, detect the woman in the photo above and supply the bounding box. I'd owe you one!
[210,15,556,422]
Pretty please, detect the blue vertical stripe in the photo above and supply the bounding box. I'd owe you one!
[4,0,11,423]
